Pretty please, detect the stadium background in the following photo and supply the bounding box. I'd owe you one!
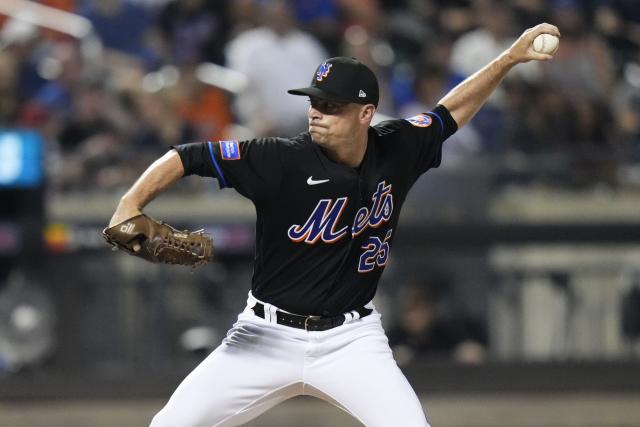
[1,0,640,425]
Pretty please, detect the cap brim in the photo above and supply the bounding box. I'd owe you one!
[287,87,352,103]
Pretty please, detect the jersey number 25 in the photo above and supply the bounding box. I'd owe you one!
[358,229,393,273]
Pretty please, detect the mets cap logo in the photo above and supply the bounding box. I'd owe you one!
[406,113,432,128]
[316,62,332,82]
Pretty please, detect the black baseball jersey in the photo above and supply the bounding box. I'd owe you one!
[174,105,457,315]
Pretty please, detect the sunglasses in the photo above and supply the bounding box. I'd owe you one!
[308,97,349,115]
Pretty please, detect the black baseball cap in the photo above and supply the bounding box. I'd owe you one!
[288,57,379,107]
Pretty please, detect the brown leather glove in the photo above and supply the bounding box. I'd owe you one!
[102,214,214,266]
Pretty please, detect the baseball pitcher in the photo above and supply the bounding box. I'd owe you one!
[105,23,560,427]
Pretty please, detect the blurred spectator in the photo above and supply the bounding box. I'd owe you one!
[129,86,196,153]
[0,18,47,101]
[337,0,382,34]
[158,0,229,66]
[290,0,341,55]
[398,64,450,116]
[449,0,539,150]
[168,64,232,141]
[388,279,487,365]
[432,0,475,39]
[79,0,159,67]
[594,0,640,71]
[450,0,516,79]
[339,0,396,114]
[19,40,85,133]
[513,0,549,29]
[543,1,615,100]
[376,1,433,67]
[395,22,460,112]
[226,0,327,136]
[57,81,114,153]
[227,0,262,37]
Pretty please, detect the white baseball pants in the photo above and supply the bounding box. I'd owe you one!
[150,293,430,427]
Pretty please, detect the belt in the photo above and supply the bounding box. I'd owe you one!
[251,302,372,331]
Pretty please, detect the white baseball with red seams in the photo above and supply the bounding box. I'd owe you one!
[532,33,559,54]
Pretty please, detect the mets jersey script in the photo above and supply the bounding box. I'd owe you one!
[174,104,457,316]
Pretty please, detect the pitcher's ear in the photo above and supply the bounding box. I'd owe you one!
[360,104,376,122]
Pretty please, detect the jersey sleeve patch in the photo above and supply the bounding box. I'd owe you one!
[219,140,241,160]
[405,113,432,128]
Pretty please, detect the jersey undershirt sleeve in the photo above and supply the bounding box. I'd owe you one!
[172,138,283,202]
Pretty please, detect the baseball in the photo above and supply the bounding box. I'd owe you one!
[532,33,559,54]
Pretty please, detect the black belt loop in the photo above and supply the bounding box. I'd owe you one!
[251,302,372,331]
[252,302,265,319]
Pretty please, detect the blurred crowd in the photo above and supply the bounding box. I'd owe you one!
[0,0,639,191]
[3,0,640,370]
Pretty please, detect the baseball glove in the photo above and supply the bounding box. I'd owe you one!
[102,214,214,266]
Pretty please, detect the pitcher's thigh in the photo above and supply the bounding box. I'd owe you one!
[151,329,302,427]
[308,334,430,427]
